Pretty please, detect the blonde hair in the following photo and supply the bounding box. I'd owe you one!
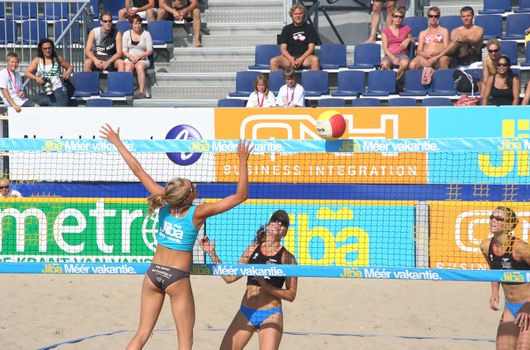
[486,38,500,50]
[283,67,296,80]
[392,8,406,18]
[147,178,192,216]
[253,74,270,95]
[289,3,306,19]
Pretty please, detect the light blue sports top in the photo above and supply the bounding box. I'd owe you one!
[157,205,198,251]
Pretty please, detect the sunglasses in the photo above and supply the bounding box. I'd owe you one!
[497,63,509,67]
[101,19,112,23]
[270,218,288,227]
[488,48,499,53]
[490,215,506,222]
[428,14,440,18]
[0,186,8,189]
[393,15,403,18]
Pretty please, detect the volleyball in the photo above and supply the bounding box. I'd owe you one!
[316,110,346,140]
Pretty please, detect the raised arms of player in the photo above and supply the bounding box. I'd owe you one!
[200,237,258,284]
[99,124,163,196]
[193,140,252,227]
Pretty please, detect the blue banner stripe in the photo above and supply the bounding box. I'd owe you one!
[2,262,528,282]
[1,137,529,153]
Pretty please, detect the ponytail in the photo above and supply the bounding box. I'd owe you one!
[147,192,166,217]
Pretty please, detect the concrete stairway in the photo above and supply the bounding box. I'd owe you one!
[137,0,284,107]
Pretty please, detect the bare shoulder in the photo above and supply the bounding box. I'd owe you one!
[282,249,297,265]
[480,238,491,254]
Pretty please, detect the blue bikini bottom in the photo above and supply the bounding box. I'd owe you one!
[239,305,282,328]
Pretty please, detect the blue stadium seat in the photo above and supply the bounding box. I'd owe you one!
[514,0,530,12]
[352,98,380,106]
[521,45,530,66]
[102,0,121,20]
[474,15,502,40]
[0,4,5,18]
[319,44,347,69]
[228,71,261,97]
[400,69,431,96]
[268,71,284,95]
[439,16,461,33]
[20,19,47,45]
[500,40,518,65]
[78,0,99,19]
[503,14,530,40]
[44,3,69,20]
[86,98,113,107]
[403,16,428,41]
[13,2,38,20]
[148,20,173,46]
[0,18,15,45]
[348,43,381,69]
[73,72,99,98]
[388,97,417,106]
[422,97,452,106]
[248,44,280,70]
[217,98,245,107]
[332,70,365,97]
[116,20,131,33]
[301,70,329,96]
[317,98,345,107]
[363,70,396,96]
[55,20,81,44]
[429,69,457,96]
[101,72,134,97]
[478,0,511,14]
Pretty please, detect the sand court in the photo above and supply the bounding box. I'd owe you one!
[0,274,502,349]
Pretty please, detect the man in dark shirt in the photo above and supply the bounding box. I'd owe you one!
[270,4,319,71]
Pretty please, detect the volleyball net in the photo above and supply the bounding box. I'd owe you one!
[0,137,529,282]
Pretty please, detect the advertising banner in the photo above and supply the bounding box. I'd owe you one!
[7,108,216,182]
[428,106,530,184]
[429,201,530,270]
[214,107,427,183]
[207,201,416,268]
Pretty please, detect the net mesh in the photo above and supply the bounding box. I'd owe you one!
[0,138,528,280]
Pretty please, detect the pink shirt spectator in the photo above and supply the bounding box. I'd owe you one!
[382,25,411,55]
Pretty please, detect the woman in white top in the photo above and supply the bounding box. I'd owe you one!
[276,68,305,107]
[122,14,153,98]
[246,74,276,108]
[25,39,72,107]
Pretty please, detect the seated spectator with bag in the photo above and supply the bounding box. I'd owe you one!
[25,39,73,107]
[481,55,520,106]
[122,14,153,99]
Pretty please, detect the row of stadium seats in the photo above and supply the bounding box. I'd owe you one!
[404,13,530,41]
[0,1,101,20]
[72,72,133,100]
[479,0,530,14]
[218,96,454,107]
[249,42,530,73]
[229,69,489,100]
[0,18,173,47]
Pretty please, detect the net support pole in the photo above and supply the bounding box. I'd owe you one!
[415,201,429,268]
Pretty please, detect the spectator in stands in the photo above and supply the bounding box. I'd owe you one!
[276,68,305,107]
[380,8,413,82]
[119,0,157,22]
[0,178,22,198]
[365,0,396,43]
[246,74,276,108]
[481,55,520,106]
[270,3,319,72]
[25,39,73,107]
[158,0,202,47]
[480,38,501,94]
[122,14,153,99]
[429,6,483,68]
[522,83,530,105]
[0,52,37,113]
[408,6,449,71]
[84,12,125,72]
